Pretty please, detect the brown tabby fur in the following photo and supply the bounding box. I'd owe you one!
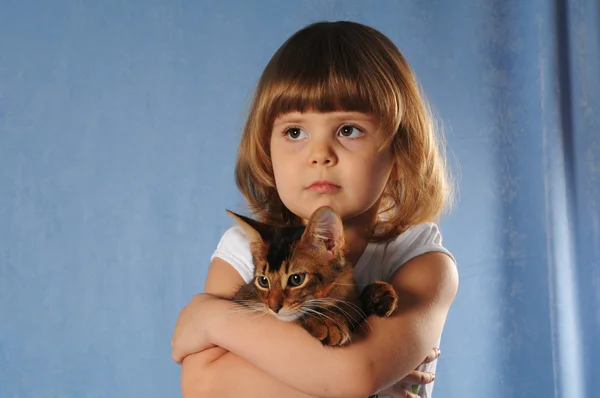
[229,206,398,346]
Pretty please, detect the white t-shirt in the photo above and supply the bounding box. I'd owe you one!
[211,222,455,398]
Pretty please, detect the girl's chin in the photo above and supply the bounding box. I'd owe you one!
[290,201,346,219]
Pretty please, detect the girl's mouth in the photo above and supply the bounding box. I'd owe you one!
[307,181,341,193]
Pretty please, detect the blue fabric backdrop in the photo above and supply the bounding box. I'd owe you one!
[1,1,598,397]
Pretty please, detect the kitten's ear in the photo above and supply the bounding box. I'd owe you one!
[301,206,344,256]
[226,210,273,243]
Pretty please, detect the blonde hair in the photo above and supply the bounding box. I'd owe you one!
[235,21,453,240]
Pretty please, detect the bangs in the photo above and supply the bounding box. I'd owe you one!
[236,21,450,235]
[257,23,403,137]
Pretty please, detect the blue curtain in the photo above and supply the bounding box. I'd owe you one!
[1,1,598,397]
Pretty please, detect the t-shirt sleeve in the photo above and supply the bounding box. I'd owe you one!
[382,222,456,280]
[210,226,255,283]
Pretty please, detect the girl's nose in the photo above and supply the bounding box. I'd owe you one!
[309,142,338,166]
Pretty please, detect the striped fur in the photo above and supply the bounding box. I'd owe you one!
[230,206,398,346]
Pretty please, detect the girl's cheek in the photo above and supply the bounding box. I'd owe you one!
[289,141,307,153]
[339,138,370,152]
[275,153,298,169]
[273,142,305,157]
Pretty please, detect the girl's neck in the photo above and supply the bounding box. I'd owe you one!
[341,204,380,266]
[299,203,381,266]
[342,228,370,266]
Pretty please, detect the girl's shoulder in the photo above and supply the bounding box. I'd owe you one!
[359,223,456,284]
[386,222,453,261]
[215,225,250,248]
[211,226,254,283]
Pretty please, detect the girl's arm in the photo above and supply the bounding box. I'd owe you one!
[181,346,439,398]
[179,259,321,398]
[181,347,321,398]
[200,251,458,397]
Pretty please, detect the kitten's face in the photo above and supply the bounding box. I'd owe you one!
[251,231,345,321]
[230,206,354,321]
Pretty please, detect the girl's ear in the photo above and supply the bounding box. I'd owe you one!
[300,206,345,257]
[226,210,273,244]
[390,161,402,181]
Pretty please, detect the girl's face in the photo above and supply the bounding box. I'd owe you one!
[270,111,394,223]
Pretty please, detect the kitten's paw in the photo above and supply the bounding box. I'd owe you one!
[302,318,329,341]
[301,315,351,346]
[361,281,398,318]
[321,316,352,346]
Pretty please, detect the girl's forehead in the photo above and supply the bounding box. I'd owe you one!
[272,110,379,126]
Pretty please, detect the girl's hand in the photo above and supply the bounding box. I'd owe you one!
[376,347,440,397]
[171,293,223,364]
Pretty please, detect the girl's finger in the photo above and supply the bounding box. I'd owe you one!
[393,388,420,398]
[401,370,436,385]
[379,390,418,398]
[421,347,441,364]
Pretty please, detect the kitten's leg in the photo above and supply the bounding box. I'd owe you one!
[231,283,262,309]
[360,281,398,318]
[301,317,329,342]
[300,310,352,346]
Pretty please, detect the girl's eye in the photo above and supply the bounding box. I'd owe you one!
[288,274,306,287]
[257,276,269,288]
[338,125,363,138]
[284,127,307,140]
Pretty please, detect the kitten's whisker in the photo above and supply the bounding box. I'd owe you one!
[319,309,355,331]
[233,304,270,319]
[298,309,330,332]
[228,307,264,316]
[306,298,368,319]
[302,307,346,332]
[228,303,261,312]
[229,301,269,317]
[306,298,373,332]
[234,299,263,305]
[298,308,326,324]
[318,305,372,333]
[330,282,365,287]
[251,311,269,320]
[321,304,372,333]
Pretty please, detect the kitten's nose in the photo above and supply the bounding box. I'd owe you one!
[269,303,283,313]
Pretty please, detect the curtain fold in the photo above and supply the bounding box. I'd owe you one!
[0,1,598,397]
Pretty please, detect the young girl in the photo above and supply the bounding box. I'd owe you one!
[171,21,458,398]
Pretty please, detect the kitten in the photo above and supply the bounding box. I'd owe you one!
[229,206,398,346]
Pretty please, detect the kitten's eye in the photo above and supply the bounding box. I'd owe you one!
[288,274,306,287]
[257,276,269,288]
